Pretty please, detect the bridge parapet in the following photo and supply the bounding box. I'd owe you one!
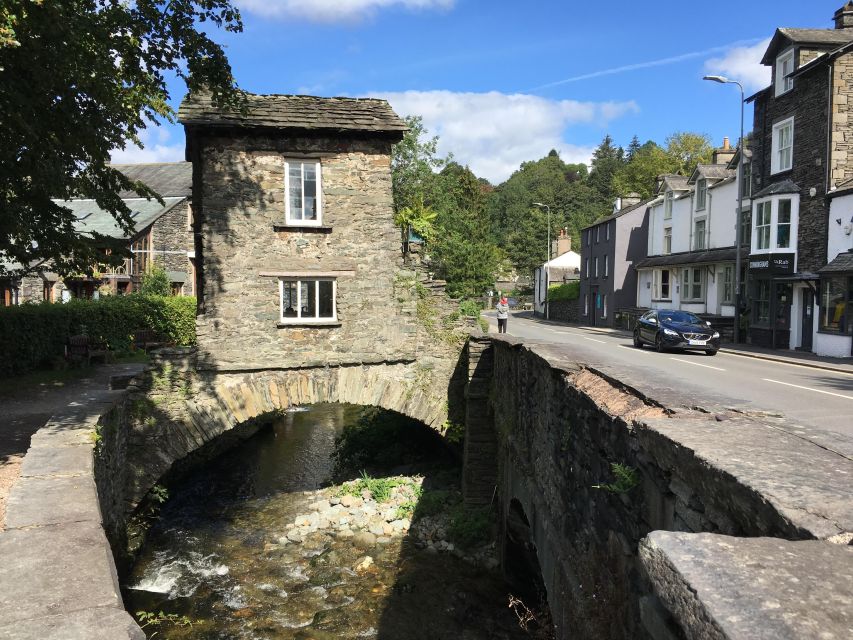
[463,335,853,640]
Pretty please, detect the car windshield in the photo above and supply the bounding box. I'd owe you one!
[658,311,703,325]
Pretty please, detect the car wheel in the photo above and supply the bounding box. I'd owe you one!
[655,333,665,353]
[705,349,718,356]
[633,331,643,348]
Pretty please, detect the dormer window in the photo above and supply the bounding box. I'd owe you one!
[664,191,673,219]
[775,48,795,96]
[696,179,707,211]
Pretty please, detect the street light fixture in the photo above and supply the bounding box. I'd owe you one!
[704,74,745,344]
[533,202,551,319]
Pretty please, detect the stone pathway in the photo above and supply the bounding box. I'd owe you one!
[0,363,145,528]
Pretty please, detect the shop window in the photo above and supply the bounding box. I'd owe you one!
[755,280,770,324]
[819,276,851,334]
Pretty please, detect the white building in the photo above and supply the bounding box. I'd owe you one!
[533,249,581,316]
[815,181,853,356]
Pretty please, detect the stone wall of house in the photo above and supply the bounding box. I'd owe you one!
[188,132,419,371]
[752,67,829,272]
[150,199,192,280]
[464,336,852,640]
[830,51,853,190]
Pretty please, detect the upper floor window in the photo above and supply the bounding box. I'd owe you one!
[694,219,706,251]
[771,118,794,174]
[604,254,609,277]
[586,230,590,247]
[593,256,599,277]
[756,201,772,250]
[775,49,795,96]
[741,161,752,198]
[696,179,707,211]
[777,199,792,248]
[605,223,610,241]
[585,258,589,277]
[280,277,337,324]
[595,226,600,243]
[663,226,672,254]
[664,191,673,219]
[285,159,322,225]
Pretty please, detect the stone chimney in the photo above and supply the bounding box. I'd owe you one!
[835,2,853,29]
[712,136,736,165]
[621,192,642,208]
[551,228,572,257]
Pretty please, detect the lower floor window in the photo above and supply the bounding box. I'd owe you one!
[584,294,588,315]
[722,266,734,303]
[602,294,607,318]
[682,267,704,301]
[819,275,851,333]
[653,269,671,300]
[280,278,336,323]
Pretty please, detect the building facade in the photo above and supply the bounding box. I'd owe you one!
[746,3,853,352]
[579,194,651,328]
[178,92,415,371]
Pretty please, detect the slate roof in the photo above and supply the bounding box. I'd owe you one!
[689,164,737,184]
[753,179,800,199]
[635,246,748,269]
[818,249,853,273]
[829,175,853,197]
[656,174,690,195]
[760,27,853,64]
[583,196,657,230]
[178,92,408,136]
[58,197,186,240]
[111,162,192,198]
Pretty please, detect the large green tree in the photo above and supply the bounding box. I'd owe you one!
[0,0,242,276]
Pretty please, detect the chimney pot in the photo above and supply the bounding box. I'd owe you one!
[834,2,853,29]
[723,137,730,150]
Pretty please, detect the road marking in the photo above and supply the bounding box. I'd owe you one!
[618,344,649,353]
[582,336,606,344]
[762,378,853,400]
[669,357,726,371]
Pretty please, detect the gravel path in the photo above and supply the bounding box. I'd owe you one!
[0,363,145,528]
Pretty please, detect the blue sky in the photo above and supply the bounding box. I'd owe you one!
[113,0,843,184]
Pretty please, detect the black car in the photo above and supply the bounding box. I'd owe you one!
[633,310,720,355]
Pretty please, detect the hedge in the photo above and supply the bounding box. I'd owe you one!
[548,281,580,302]
[0,295,196,377]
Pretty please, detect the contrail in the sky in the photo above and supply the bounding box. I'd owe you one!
[529,38,764,91]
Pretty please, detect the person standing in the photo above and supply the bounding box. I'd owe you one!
[496,296,509,333]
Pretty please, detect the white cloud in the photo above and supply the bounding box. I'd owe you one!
[376,90,639,183]
[237,0,453,22]
[704,38,771,93]
[110,126,184,164]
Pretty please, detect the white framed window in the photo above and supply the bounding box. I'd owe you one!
[595,226,600,243]
[585,258,589,277]
[664,191,673,219]
[682,268,704,301]
[279,277,337,323]
[285,159,322,225]
[602,294,607,318]
[771,117,794,174]
[693,219,706,251]
[653,269,671,300]
[584,294,589,315]
[604,255,609,277]
[605,223,610,241]
[775,48,795,96]
[586,230,590,247]
[696,179,707,211]
[594,257,599,277]
[663,226,672,254]
[777,199,792,248]
[755,201,772,250]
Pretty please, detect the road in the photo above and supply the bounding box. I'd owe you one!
[485,312,853,441]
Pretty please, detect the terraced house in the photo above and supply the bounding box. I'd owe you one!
[745,2,853,354]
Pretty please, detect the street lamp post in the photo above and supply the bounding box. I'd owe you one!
[533,202,551,319]
[704,75,745,344]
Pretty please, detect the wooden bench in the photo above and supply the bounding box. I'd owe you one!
[133,329,170,352]
[66,335,111,367]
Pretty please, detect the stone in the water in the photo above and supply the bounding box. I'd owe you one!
[310,499,331,512]
[353,556,374,573]
[336,529,354,539]
[352,531,377,548]
[287,530,304,543]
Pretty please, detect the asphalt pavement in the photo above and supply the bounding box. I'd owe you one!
[484,311,853,440]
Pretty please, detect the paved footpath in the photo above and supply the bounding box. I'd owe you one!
[0,363,145,528]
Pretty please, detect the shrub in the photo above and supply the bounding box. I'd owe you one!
[547,281,580,302]
[458,299,482,317]
[138,265,171,297]
[448,506,492,549]
[0,294,197,377]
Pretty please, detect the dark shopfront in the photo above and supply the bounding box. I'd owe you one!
[748,253,796,349]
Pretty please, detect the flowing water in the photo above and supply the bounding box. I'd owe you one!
[124,404,538,640]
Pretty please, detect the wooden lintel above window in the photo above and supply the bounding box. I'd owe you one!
[274,224,333,233]
[259,270,356,278]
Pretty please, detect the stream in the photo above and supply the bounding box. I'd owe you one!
[124,404,542,639]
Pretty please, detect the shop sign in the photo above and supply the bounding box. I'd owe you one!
[748,253,795,274]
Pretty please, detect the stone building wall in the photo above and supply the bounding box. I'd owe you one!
[150,199,192,280]
[752,67,829,272]
[188,132,419,371]
[547,298,580,323]
[830,51,853,189]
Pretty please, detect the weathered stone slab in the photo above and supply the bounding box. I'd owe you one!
[640,531,853,640]
[5,475,101,528]
[19,444,93,478]
[0,522,123,626]
[0,606,144,640]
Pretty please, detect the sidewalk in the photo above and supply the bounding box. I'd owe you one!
[0,362,145,528]
[507,311,853,375]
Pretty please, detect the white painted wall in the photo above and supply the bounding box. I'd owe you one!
[813,330,852,357]
[828,192,853,260]
[706,179,737,249]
